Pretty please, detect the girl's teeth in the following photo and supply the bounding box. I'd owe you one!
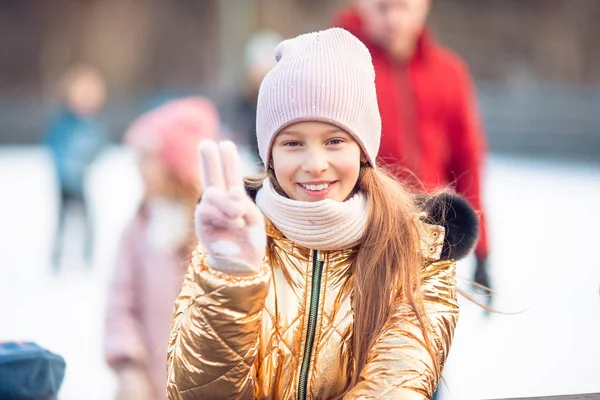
[302,183,330,191]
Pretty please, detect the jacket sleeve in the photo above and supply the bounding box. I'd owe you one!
[166,246,271,400]
[345,231,459,399]
[447,61,489,259]
[104,223,149,370]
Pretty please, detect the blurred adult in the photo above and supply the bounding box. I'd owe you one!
[333,0,491,291]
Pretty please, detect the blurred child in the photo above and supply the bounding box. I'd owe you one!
[104,97,219,400]
[45,64,107,271]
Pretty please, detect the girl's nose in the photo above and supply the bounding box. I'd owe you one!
[301,149,328,175]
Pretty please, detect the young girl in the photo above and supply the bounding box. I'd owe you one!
[104,97,219,400]
[166,28,478,399]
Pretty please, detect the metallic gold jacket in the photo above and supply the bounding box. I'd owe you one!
[165,209,466,400]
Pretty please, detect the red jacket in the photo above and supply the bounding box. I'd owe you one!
[334,8,489,258]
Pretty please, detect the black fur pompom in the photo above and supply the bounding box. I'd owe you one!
[418,192,480,260]
[245,183,260,202]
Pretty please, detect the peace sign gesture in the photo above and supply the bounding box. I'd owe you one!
[194,141,266,275]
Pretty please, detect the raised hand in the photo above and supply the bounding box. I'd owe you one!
[194,141,266,275]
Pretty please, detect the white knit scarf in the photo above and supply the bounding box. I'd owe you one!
[255,178,369,250]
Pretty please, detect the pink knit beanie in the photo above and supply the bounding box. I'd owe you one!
[256,27,381,169]
[125,97,219,187]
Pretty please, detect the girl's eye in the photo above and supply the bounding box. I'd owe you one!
[282,141,301,147]
[327,138,344,145]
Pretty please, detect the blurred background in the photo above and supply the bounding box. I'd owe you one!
[0,1,599,399]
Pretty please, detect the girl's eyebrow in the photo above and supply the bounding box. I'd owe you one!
[279,128,345,136]
[323,128,346,135]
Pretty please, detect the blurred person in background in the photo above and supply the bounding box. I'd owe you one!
[44,64,108,272]
[333,0,492,295]
[104,97,220,400]
[219,30,283,166]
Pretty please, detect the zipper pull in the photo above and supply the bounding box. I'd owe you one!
[316,251,325,263]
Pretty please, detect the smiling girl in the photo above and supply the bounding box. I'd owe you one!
[166,28,479,399]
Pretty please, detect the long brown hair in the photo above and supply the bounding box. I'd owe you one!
[345,166,438,392]
[245,165,438,393]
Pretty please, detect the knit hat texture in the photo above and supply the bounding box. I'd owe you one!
[256,27,381,168]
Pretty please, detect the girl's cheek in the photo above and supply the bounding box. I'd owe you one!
[273,152,301,175]
[332,152,361,173]
[273,164,294,183]
[337,160,358,173]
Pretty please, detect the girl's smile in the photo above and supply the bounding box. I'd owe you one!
[296,180,338,199]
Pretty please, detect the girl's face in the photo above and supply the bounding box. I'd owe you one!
[137,151,177,200]
[271,121,363,202]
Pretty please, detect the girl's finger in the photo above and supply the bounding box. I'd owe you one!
[199,140,225,189]
[219,141,244,191]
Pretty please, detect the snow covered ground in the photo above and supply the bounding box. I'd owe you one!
[0,146,598,399]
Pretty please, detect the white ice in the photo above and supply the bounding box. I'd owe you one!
[0,146,598,400]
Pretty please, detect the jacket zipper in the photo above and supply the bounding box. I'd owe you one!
[298,250,324,400]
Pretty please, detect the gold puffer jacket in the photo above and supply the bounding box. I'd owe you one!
[167,194,477,400]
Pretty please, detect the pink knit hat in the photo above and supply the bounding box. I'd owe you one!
[125,97,219,187]
[256,27,381,169]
